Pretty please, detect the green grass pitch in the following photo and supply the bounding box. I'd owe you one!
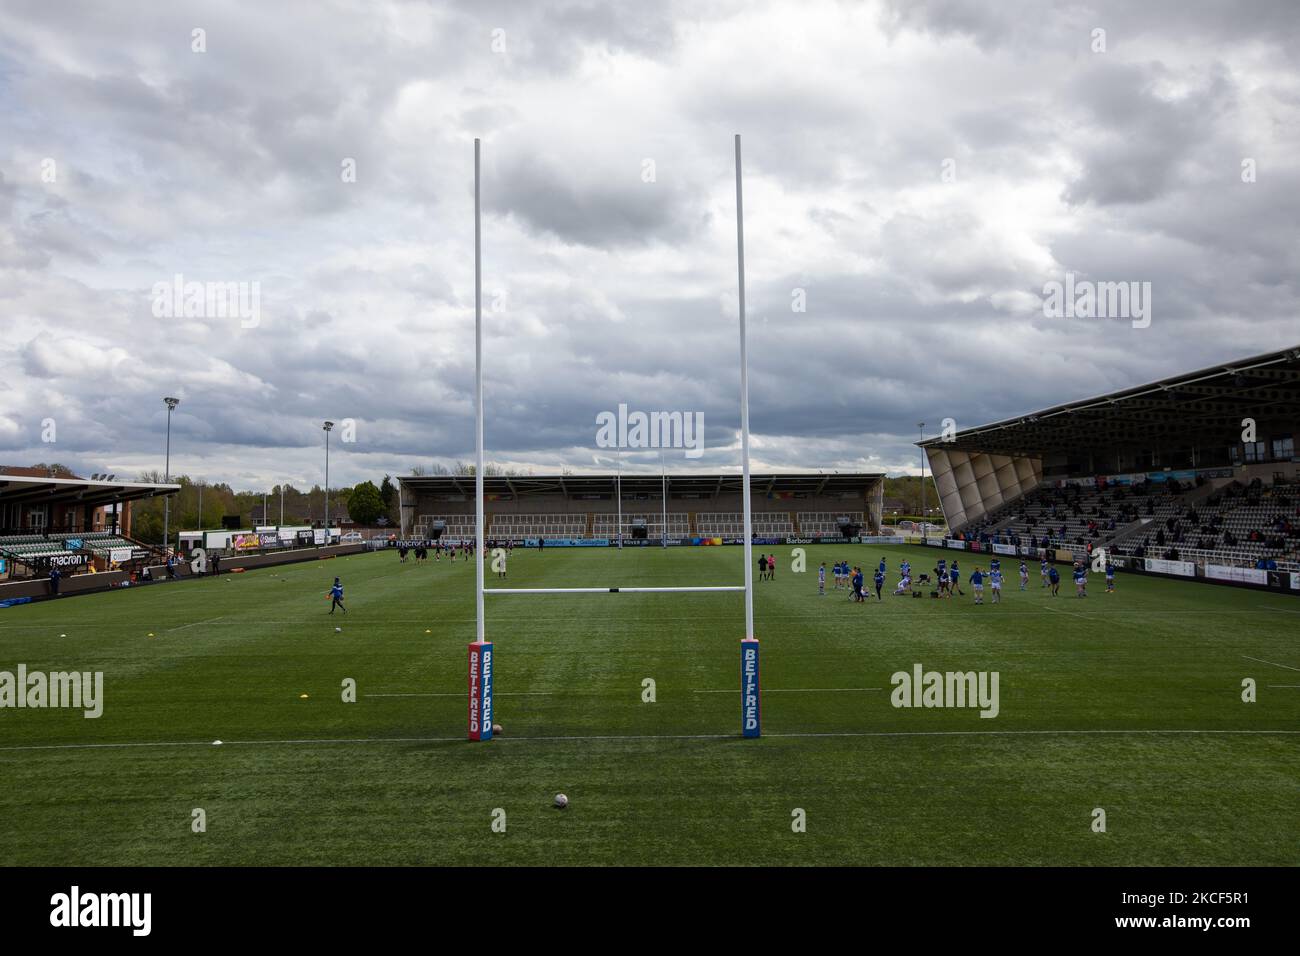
[0,544,1296,866]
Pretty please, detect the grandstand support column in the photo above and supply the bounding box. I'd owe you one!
[398,481,406,538]
[918,422,926,536]
[661,449,668,548]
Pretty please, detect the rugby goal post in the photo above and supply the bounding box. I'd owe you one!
[467,136,760,741]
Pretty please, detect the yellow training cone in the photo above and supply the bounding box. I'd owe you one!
[299,694,309,699]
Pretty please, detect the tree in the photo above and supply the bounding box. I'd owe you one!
[347,481,385,526]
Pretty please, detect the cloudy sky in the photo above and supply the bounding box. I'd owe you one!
[1,0,1298,491]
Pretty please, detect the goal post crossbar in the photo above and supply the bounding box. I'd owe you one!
[484,585,746,595]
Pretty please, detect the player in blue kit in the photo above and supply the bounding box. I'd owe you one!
[949,559,964,596]
[1048,565,1060,596]
[970,566,985,604]
[327,577,346,614]
[1073,563,1087,597]
[1105,559,1116,593]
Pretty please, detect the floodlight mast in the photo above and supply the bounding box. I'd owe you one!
[735,134,754,641]
[474,137,486,644]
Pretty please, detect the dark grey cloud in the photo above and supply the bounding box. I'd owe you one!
[1,0,1298,490]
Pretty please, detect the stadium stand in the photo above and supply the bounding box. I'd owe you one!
[397,473,886,544]
[923,344,1300,573]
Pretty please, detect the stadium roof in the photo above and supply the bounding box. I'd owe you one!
[0,473,181,509]
[918,344,1300,457]
[398,472,883,498]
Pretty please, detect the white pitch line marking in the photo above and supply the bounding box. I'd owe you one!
[364,692,555,698]
[693,688,883,694]
[165,615,226,632]
[1241,655,1300,672]
[0,728,1296,754]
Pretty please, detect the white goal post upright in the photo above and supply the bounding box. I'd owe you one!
[467,138,493,742]
[735,134,755,643]
[467,135,761,740]
[735,134,761,739]
[474,137,486,645]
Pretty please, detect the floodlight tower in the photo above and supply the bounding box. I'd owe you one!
[163,396,180,553]
[323,421,334,540]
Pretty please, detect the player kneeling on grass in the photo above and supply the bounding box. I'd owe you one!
[969,566,985,604]
[327,577,346,614]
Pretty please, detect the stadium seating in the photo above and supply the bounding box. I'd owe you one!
[592,513,691,538]
[412,514,478,541]
[798,511,866,536]
[952,474,1300,569]
[489,513,587,538]
[695,512,794,536]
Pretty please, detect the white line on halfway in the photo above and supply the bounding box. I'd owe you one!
[1,728,1296,754]
[1241,655,1300,672]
